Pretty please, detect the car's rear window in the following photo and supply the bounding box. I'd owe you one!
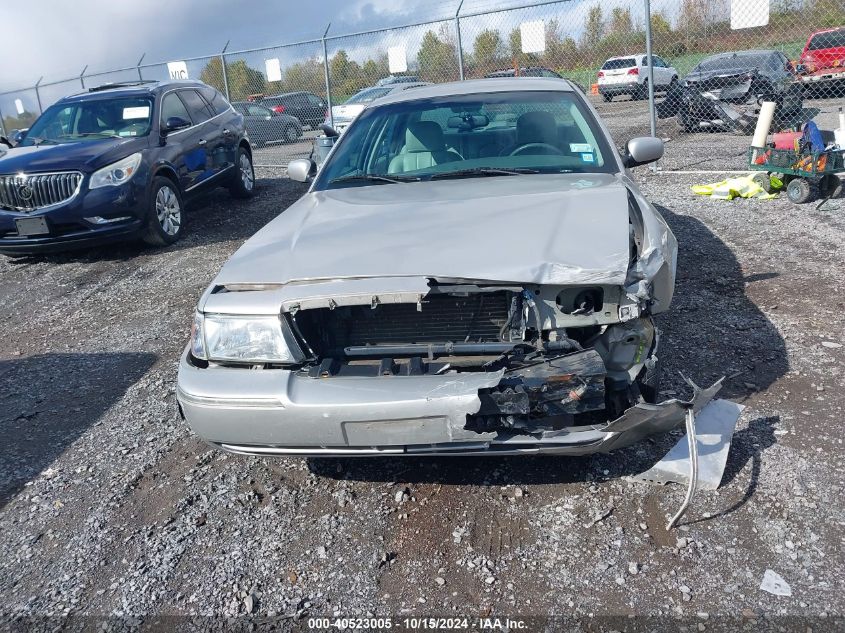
[346,87,394,104]
[602,58,637,70]
[808,29,845,51]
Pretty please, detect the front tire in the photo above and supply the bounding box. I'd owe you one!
[602,93,613,102]
[142,177,184,246]
[283,125,300,143]
[229,147,255,199]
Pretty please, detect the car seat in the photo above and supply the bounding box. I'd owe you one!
[500,111,559,155]
[388,121,462,173]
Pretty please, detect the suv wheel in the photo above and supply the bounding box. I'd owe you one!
[142,177,184,246]
[284,125,300,143]
[229,147,255,199]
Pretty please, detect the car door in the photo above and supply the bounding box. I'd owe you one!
[160,91,207,192]
[248,103,284,144]
[178,88,227,187]
[305,93,326,127]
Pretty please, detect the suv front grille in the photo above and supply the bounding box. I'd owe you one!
[0,172,83,212]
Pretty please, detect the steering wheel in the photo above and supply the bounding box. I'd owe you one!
[508,142,564,156]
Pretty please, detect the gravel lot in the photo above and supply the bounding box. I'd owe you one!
[1,97,845,630]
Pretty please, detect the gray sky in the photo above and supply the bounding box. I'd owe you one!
[0,0,473,91]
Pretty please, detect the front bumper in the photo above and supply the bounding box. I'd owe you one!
[177,348,721,457]
[0,178,147,254]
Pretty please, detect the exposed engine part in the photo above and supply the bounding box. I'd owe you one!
[465,349,606,433]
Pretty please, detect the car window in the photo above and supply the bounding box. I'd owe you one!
[200,86,231,115]
[315,90,615,190]
[179,90,213,123]
[808,29,845,50]
[306,94,324,106]
[22,96,154,145]
[696,53,770,72]
[602,58,637,70]
[161,92,192,124]
[346,87,394,104]
[248,104,272,116]
[653,57,665,68]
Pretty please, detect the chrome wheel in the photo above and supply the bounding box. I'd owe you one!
[239,153,254,191]
[155,185,181,236]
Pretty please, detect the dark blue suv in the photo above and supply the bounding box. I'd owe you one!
[0,80,254,255]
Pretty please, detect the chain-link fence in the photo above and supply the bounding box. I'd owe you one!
[1,0,843,169]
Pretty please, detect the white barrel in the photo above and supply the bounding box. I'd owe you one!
[751,101,777,149]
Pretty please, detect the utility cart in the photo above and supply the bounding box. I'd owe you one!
[748,146,844,204]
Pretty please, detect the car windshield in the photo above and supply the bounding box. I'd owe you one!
[808,29,845,50]
[695,53,770,72]
[346,87,394,105]
[602,58,637,70]
[21,96,154,146]
[315,90,615,190]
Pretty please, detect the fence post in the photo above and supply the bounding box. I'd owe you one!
[322,23,334,128]
[34,77,44,114]
[220,41,231,101]
[79,65,88,89]
[455,0,465,81]
[136,53,146,81]
[644,0,658,172]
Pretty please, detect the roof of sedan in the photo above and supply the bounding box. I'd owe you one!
[372,77,574,106]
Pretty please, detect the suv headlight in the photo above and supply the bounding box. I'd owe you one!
[190,312,302,364]
[89,152,142,189]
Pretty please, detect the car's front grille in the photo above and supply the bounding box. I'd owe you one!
[0,172,83,212]
[295,292,513,357]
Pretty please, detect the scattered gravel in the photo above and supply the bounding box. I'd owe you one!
[1,121,844,628]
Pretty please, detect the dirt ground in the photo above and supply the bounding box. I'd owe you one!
[1,100,845,631]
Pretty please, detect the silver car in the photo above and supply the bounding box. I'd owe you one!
[178,78,706,457]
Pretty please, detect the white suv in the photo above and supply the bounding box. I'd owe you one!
[597,54,678,102]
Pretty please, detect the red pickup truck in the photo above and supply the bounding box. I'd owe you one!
[797,27,845,93]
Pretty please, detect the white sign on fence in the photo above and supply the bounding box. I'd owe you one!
[14,99,24,115]
[730,0,769,30]
[167,61,189,80]
[520,20,546,54]
[265,58,282,82]
[388,46,408,74]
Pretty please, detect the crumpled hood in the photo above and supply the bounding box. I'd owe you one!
[215,173,632,288]
[0,137,147,174]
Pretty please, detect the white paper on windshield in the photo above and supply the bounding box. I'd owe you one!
[167,61,189,80]
[265,58,282,82]
[123,106,150,120]
[15,99,24,115]
[730,0,769,30]
[570,143,592,153]
[388,46,407,73]
[520,20,546,54]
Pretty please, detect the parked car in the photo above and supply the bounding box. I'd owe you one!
[177,77,704,457]
[325,82,430,133]
[796,26,845,94]
[376,75,421,86]
[0,80,254,255]
[660,49,803,133]
[256,91,326,129]
[232,101,302,147]
[597,54,678,101]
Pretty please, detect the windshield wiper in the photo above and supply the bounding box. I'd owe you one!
[429,167,542,180]
[329,173,421,185]
[58,133,121,139]
[29,137,58,146]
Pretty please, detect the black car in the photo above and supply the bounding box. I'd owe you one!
[0,80,254,255]
[659,49,803,133]
[231,101,302,147]
[256,91,326,129]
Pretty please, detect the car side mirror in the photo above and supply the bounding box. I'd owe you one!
[287,158,315,183]
[623,136,664,168]
[162,116,192,135]
[11,130,26,146]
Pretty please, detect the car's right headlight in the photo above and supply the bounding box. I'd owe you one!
[190,312,302,364]
[89,152,143,189]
